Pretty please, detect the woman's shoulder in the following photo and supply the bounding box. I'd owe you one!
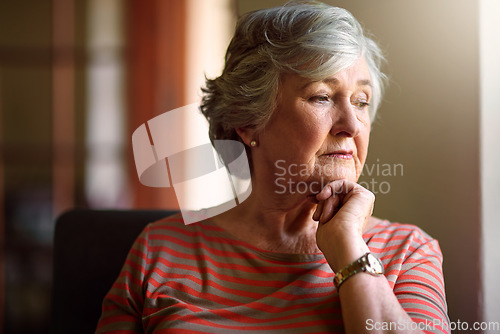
[364,216,445,286]
[142,212,184,233]
[144,212,222,238]
[134,213,228,259]
[149,211,184,227]
[364,216,441,255]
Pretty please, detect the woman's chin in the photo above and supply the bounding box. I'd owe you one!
[299,176,357,196]
[271,167,358,197]
[319,169,358,184]
[315,163,357,181]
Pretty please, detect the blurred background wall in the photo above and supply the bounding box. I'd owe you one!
[0,0,498,333]
[0,0,234,332]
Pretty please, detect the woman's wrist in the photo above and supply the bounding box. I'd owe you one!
[320,232,369,273]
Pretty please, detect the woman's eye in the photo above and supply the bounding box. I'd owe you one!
[354,101,370,110]
[309,95,331,104]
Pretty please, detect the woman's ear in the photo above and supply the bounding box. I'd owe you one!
[235,127,257,147]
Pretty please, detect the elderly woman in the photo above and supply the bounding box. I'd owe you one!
[97,2,449,333]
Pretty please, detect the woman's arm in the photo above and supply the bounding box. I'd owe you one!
[95,226,150,333]
[314,180,449,334]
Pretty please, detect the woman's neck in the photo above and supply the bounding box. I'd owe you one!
[211,190,321,254]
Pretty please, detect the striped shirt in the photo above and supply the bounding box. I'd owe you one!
[96,216,450,333]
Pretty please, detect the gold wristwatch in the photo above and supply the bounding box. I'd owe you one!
[333,252,384,290]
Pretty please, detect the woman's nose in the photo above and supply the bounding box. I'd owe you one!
[329,100,362,138]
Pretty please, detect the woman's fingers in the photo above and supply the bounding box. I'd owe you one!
[316,179,354,202]
[313,199,324,221]
[314,179,374,227]
[316,183,333,201]
[313,180,346,222]
[319,194,340,224]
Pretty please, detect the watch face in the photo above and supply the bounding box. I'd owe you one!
[367,253,384,274]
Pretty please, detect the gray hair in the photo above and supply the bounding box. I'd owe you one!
[200,1,386,143]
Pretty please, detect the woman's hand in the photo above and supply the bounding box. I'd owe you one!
[312,180,375,272]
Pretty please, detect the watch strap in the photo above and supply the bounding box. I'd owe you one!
[333,252,383,290]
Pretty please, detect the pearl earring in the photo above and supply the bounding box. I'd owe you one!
[250,140,257,147]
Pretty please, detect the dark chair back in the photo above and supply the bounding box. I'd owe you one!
[51,209,175,334]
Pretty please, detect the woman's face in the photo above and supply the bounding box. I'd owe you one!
[253,57,372,196]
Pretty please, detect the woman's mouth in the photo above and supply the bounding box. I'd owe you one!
[324,150,353,159]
